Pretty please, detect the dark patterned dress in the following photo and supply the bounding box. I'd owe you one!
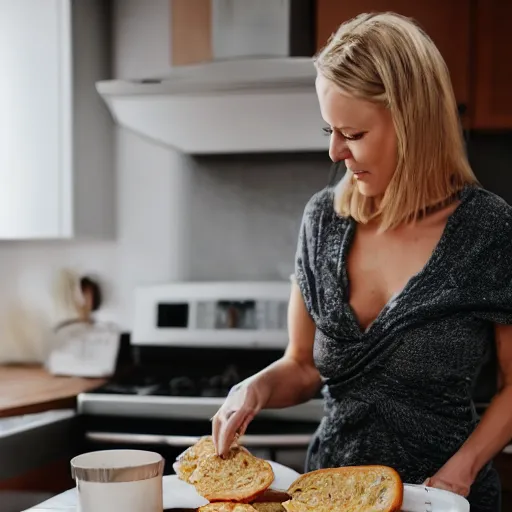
[295,184,512,512]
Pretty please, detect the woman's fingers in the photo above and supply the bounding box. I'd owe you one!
[426,477,470,497]
[211,412,221,454]
[238,412,255,438]
[216,407,247,456]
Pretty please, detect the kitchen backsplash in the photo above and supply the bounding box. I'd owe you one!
[0,0,510,333]
[0,130,511,331]
[0,130,329,330]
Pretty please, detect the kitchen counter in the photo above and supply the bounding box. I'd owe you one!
[0,365,107,418]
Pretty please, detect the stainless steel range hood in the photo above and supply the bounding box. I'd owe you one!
[96,57,328,154]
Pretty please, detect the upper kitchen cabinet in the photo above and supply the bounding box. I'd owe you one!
[113,0,315,79]
[315,1,472,108]
[0,0,114,240]
[171,0,315,66]
[472,0,512,130]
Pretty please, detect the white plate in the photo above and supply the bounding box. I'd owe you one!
[163,460,299,509]
[163,462,470,512]
[26,462,470,511]
[401,484,469,512]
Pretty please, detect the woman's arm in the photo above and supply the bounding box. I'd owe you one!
[212,283,322,455]
[428,323,512,496]
[246,281,322,408]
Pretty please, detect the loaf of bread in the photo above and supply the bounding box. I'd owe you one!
[191,447,274,502]
[283,465,403,512]
[174,436,217,483]
[198,503,256,511]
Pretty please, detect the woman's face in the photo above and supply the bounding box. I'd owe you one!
[316,74,397,199]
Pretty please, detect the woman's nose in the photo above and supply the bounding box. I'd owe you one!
[329,136,352,162]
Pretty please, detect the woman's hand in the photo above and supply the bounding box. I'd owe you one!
[212,285,320,457]
[212,378,272,457]
[423,454,475,497]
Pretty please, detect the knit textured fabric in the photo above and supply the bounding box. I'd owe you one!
[295,184,512,512]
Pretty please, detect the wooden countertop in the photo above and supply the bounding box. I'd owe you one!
[0,365,107,418]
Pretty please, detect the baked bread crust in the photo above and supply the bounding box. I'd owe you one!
[198,503,257,511]
[174,436,217,483]
[191,447,274,502]
[251,503,286,512]
[283,465,403,512]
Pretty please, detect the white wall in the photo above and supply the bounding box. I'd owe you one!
[112,0,171,79]
[1,0,509,343]
[0,0,330,339]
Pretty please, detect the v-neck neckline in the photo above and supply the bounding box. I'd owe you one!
[337,185,476,337]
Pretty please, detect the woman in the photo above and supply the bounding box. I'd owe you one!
[212,12,512,512]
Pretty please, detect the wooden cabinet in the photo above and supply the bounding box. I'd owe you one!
[472,0,512,129]
[315,0,471,107]
[170,0,315,66]
[0,0,114,240]
[316,0,512,130]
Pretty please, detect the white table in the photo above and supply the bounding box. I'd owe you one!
[24,475,197,511]
[25,460,300,511]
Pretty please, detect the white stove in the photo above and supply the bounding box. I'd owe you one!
[76,282,324,472]
[78,281,323,422]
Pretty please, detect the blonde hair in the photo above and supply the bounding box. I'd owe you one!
[315,12,478,230]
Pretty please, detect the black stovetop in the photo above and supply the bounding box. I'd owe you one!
[91,363,245,398]
[90,345,320,398]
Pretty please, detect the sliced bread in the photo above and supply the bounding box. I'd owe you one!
[191,447,274,502]
[174,436,217,483]
[251,503,286,512]
[283,465,403,512]
[198,503,257,511]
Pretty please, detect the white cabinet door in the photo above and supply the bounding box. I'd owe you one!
[0,0,70,238]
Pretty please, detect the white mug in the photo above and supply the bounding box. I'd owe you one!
[71,449,164,512]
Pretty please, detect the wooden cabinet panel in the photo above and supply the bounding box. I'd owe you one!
[315,0,471,106]
[472,0,512,129]
[171,0,212,66]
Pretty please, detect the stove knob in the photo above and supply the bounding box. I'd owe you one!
[169,376,196,396]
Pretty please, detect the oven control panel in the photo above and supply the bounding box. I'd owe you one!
[132,281,291,348]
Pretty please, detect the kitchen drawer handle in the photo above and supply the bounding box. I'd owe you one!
[85,432,312,448]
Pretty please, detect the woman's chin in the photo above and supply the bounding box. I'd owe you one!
[355,180,382,198]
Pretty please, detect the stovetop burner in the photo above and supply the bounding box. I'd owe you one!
[94,365,243,398]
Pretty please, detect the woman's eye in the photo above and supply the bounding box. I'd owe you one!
[341,132,365,141]
[322,127,365,141]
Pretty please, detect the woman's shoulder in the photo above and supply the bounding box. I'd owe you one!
[304,186,335,213]
[301,186,340,227]
[467,186,512,233]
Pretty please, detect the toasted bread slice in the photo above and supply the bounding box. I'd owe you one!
[251,503,286,512]
[174,436,217,483]
[192,447,274,502]
[283,465,403,512]
[198,503,256,511]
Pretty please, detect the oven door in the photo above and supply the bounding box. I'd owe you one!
[78,414,318,474]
